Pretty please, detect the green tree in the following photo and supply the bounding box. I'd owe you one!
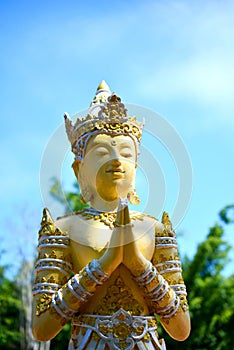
[49,323,71,350]
[50,178,88,213]
[0,254,22,350]
[164,206,234,350]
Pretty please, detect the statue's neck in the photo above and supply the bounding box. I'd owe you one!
[89,197,119,212]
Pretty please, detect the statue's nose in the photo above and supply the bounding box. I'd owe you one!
[105,159,123,173]
[110,159,122,166]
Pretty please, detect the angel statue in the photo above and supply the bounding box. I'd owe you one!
[32,81,190,349]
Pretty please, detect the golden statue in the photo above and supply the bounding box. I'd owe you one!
[32,81,190,349]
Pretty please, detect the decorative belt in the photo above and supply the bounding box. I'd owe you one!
[72,308,160,350]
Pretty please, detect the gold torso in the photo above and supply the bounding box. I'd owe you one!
[55,211,158,316]
[32,207,190,346]
[55,211,157,268]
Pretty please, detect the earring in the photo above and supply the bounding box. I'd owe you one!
[80,194,87,204]
[80,184,94,204]
[127,189,140,205]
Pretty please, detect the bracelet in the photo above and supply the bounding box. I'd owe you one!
[133,261,182,319]
[68,275,93,302]
[157,294,180,319]
[171,283,187,296]
[134,262,157,287]
[51,290,77,320]
[155,236,178,249]
[155,260,182,275]
[38,235,70,249]
[148,275,170,302]
[34,258,72,276]
[32,282,61,296]
[50,260,109,319]
[85,259,109,285]
[67,260,108,302]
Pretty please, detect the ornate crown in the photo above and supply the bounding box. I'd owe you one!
[64,81,144,161]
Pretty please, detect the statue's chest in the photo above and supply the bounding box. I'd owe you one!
[68,216,155,270]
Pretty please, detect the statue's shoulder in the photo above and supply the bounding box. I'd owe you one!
[130,210,161,226]
[54,210,85,234]
[130,210,176,236]
[56,209,85,220]
[130,211,157,221]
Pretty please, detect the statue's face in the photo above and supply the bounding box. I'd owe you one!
[79,133,137,201]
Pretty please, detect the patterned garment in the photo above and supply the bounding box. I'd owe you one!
[69,309,166,350]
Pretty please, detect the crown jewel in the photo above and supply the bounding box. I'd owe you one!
[64,81,144,161]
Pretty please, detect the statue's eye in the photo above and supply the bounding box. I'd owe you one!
[95,147,109,156]
[121,147,134,158]
[121,152,132,158]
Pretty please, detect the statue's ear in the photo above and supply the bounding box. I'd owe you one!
[72,159,80,179]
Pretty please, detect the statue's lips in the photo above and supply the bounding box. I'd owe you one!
[105,168,125,178]
[106,168,125,173]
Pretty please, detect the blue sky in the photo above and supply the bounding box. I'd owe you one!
[1,0,234,275]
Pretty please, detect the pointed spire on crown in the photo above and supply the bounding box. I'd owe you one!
[90,80,112,108]
[97,80,111,92]
[88,80,111,116]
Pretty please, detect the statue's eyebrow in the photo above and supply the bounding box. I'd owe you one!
[89,138,134,150]
[90,140,110,148]
[119,142,133,148]
[86,140,110,153]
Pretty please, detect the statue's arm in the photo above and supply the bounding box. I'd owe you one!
[152,214,190,340]
[134,213,190,341]
[32,209,110,342]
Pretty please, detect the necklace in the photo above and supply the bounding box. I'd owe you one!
[58,207,146,229]
[83,207,124,229]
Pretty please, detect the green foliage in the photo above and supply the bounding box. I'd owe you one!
[219,204,234,224]
[0,256,23,350]
[50,322,71,350]
[50,177,88,213]
[164,212,234,350]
